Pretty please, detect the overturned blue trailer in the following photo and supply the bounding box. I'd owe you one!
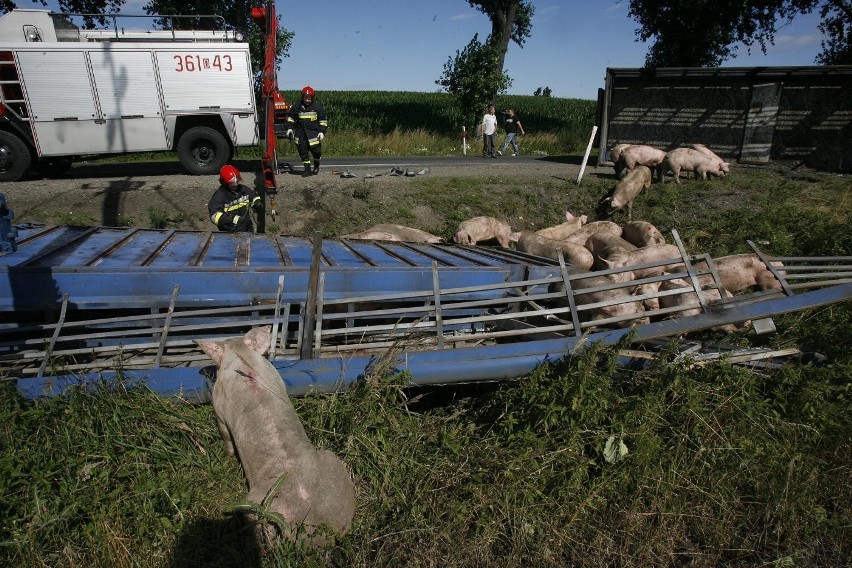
[1,223,850,401]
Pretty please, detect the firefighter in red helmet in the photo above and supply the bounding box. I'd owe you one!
[207,165,261,232]
[285,85,328,177]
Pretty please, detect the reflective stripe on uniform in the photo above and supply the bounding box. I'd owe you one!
[212,212,223,224]
[298,111,318,121]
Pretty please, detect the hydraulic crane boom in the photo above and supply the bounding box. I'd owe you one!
[251,0,279,231]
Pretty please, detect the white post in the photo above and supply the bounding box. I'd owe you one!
[576,125,598,185]
[462,126,467,155]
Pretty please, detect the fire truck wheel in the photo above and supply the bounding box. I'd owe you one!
[177,126,230,175]
[0,131,32,182]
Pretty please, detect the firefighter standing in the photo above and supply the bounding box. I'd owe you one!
[207,165,261,233]
[285,85,327,177]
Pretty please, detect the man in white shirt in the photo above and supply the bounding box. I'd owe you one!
[481,105,498,158]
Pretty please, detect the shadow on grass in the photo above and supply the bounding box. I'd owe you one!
[166,514,262,568]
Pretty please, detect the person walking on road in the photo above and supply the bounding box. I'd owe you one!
[497,109,525,156]
[286,85,328,177]
[481,105,498,158]
[207,165,261,233]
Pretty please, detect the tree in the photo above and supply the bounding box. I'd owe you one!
[627,1,851,67]
[468,0,534,89]
[436,35,511,129]
[534,86,552,97]
[814,1,852,64]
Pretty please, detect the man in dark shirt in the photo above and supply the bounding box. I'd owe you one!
[497,109,526,156]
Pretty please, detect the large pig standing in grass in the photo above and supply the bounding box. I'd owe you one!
[535,211,588,240]
[453,216,520,248]
[601,165,652,219]
[516,231,594,270]
[196,327,355,545]
[616,145,667,180]
[662,147,730,184]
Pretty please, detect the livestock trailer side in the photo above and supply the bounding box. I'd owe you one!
[0,9,258,181]
[597,66,852,172]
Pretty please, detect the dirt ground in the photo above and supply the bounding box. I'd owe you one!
[1,156,602,236]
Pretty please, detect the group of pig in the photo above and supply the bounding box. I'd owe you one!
[450,212,783,330]
[602,143,732,218]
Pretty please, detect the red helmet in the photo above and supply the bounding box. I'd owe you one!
[301,85,315,97]
[219,164,241,185]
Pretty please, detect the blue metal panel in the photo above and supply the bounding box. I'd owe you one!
[0,226,559,312]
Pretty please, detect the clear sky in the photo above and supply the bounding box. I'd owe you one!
[21,0,827,101]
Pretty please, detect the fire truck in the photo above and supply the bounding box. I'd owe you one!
[0,9,261,181]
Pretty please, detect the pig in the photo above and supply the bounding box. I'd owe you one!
[601,165,652,219]
[662,147,730,184]
[610,143,632,163]
[453,216,520,248]
[516,231,594,270]
[341,229,404,241]
[693,253,785,294]
[616,145,667,180]
[584,232,637,271]
[658,278,739,333]
[367,223,444,243]
[564,220,623,246]
[600,244,684,280]
[571,274,649,328]
[622,221,666,247]
[195,327,355,544]
[687,143,725,163]
[534,211,588,240]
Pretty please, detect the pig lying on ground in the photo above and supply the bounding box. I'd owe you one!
[535,211,588,240]
[196,327,355,545]
[584,232,637,271]
[692,253,785,293]
[564,221,623,246]
[341,229,404,241]
[516,231,594,270]
[662,147,730,184]
[453,216,520,248]
[658,278,739,333]
[571,275,648,328]
[601,165,652,219]
[343,223,444,243]
[600,244,684,281]
[622,221,666,247]
[616,145,666,181]
[371,224,445,243]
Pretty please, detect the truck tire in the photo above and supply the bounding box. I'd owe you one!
[177,126,230,175]
[0,131,32,182]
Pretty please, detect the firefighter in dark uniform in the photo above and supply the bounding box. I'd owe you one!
[285,85,328,177]
[207,165,261,233]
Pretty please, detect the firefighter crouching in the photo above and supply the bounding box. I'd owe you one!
[285,85,328,177]
[208,165,261,233]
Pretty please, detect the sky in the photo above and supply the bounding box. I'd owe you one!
[19,0,827,101]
